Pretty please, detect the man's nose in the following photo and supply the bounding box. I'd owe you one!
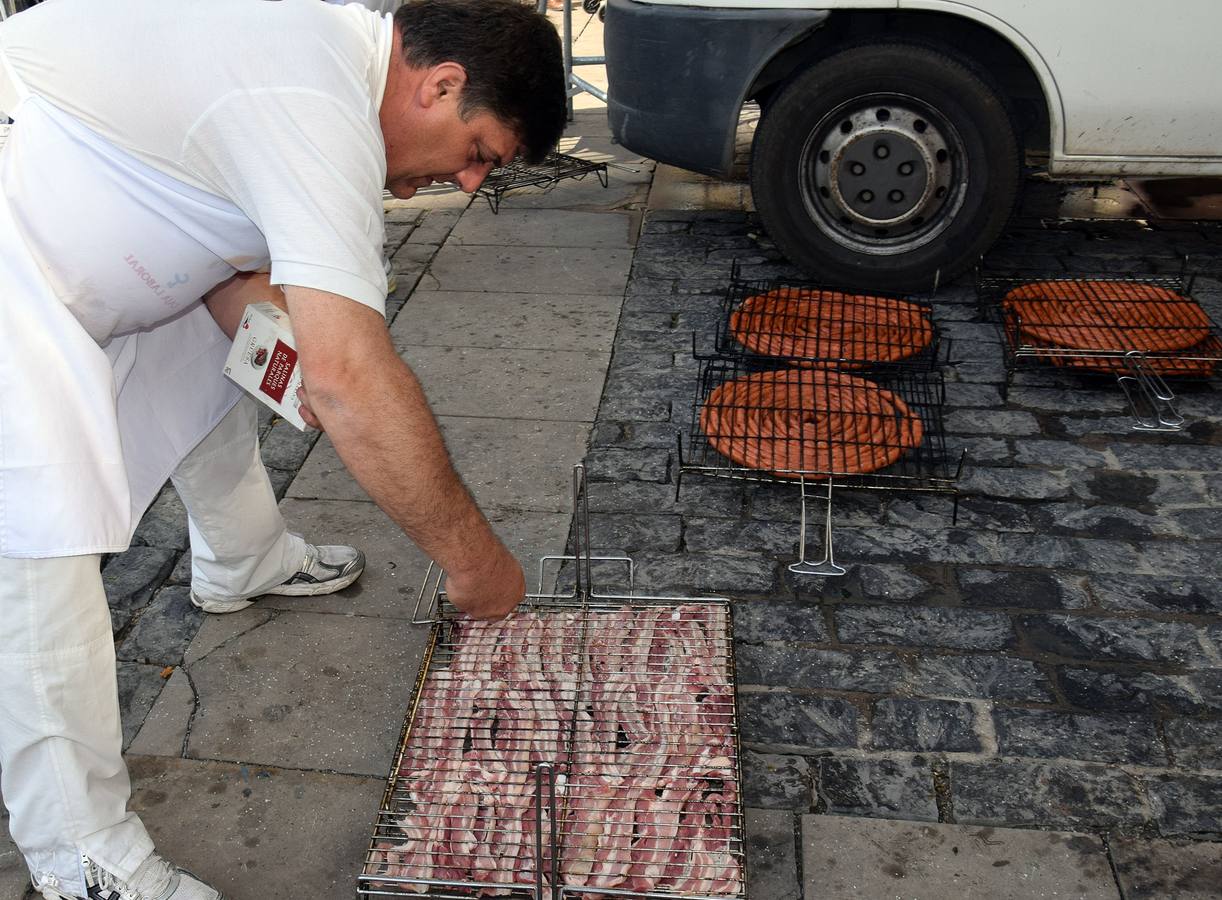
[455,162,495,193]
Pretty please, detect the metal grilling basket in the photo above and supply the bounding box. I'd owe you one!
[358,467,746,900]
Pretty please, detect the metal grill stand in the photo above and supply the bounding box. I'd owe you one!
[976,268,1222,432]
[678,268,961,576]
[359,466,746,900]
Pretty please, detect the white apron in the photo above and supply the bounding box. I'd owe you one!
[0,95,272,557]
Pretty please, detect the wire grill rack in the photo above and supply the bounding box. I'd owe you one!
[711,265,943,373]
[680,358,958,492]
[477,151,609,214]
[976,269,1222,431]
[677,358,961,575]
[358,468,746,900]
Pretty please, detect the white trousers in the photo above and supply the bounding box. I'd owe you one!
[0,398,303,895]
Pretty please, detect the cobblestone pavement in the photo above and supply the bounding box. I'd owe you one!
[582,181,1222,895]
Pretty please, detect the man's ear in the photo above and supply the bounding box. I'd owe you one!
[420,61,469,108]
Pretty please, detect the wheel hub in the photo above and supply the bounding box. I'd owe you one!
[801,97,964,254]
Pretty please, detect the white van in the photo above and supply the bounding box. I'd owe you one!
[603,0,1222,289]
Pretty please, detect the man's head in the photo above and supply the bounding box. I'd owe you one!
[380,0,566,199]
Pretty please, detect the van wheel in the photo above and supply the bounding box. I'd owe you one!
[751,42,1020,291]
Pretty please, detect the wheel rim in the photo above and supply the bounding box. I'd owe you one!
[799,93,968,257]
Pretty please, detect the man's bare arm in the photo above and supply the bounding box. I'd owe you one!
[207,276,523,619]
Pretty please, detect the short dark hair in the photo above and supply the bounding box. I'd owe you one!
[394,0,566,164]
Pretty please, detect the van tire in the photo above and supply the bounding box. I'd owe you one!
[751,42,1020,291]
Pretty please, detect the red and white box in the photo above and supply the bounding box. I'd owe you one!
[223,302,308,430]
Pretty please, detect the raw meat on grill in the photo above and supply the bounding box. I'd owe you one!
[364,604,742,897]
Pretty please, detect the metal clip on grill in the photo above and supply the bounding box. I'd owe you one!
[360,465,747,900]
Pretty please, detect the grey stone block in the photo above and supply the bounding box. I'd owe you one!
[835,604,1015,651]
[117,587,205,667]
[744,809,801,900]
[1144,774,1222,835]
[992,708,1165,766]
[962,466,1073,500]
[1088,574,1222,615]
[1164,718,1222,770]
[856,564,935,601]
[1072,469,1158,506]
[739,691,859,750]
[958,568,1090,610]
[683,517,794,556]
[258,421,319,472]
[1035,504,1178,540]
[944,409,1042,436]
[1110,837,1222,900]
[870,698,981,753]
[736,645,906,693]
[103,547,177,617]
[118,662,170,751]
[834,525,1003,567]
[584,512,682,554]
[590,421,680,451]
[943,382,1004,407]
[732,597,828,644]
[1059,667,1210,716]
[817,756,938,821]
[1012,438,1113,468]
[630,551,777,596]
[1110,443,1222,472]
[908,654,1055,703]
[742,749,813,810]
[951,759,1149,829]
[802,816,1120,900]
[130,484,189,551]
[586,478,745,519]
[1017,615,1211,666]
[582,448,670,483]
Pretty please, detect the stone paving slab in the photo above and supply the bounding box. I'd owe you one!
[1109,836,1222,899]
[126,755,383,900]
[390,290,622,352]
[423,245,632,294]
[399,345,610,420]
[179,609,427,777]
[446,208,633,248]
[801,816,1119,899]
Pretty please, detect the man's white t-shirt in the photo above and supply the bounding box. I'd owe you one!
[0,0,394,314]
[0,0,396,557]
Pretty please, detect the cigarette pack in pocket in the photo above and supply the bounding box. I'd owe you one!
[223,302,308,430]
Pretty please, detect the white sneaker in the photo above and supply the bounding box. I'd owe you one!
[37,852,223,900]
[384,256,397,294]
[190,543,366,614]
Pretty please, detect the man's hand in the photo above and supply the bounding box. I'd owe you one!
[445,539,526,620]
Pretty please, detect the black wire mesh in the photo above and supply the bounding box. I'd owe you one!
[680,358,958,493]
[477,152,609,213]
[976,270,1222,380]
[712,270,941,374]
[359,603,745,900]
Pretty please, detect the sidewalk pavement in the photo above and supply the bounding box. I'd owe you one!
[3,7,1220,899]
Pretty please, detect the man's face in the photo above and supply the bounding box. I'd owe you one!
[383,83,523,200]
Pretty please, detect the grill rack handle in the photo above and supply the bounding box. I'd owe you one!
[1119,351,1185,432]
